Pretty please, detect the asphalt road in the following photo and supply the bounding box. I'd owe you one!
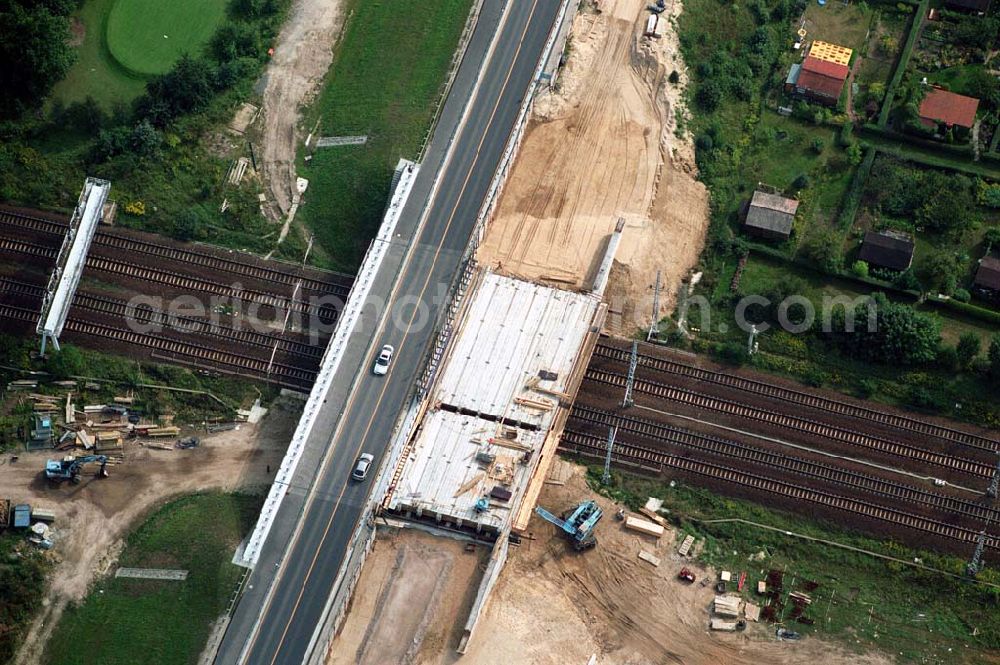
[217,2,563,663]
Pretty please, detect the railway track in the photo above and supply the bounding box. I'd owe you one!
[0,209,352,297]
[0,277,323,362]
[568,405,1000,524]
[558,430,1000,552]
[0,302,316,388]
[584,368,995,478]
[0,237,339,322]
[594,342,999,454]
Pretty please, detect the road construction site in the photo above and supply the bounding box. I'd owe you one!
[476,0,709,330]
[1,397,298,665]
[335,464,898,665]
[320,2,999,663]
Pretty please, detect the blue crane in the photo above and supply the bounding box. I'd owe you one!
[534,500,603,551]
[45,455,109,484]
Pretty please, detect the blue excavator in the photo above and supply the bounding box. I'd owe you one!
[45,455,109,484]
[535,500,603,551]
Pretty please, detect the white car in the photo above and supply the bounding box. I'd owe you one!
[352,453,375,481]
[372,344,394,375]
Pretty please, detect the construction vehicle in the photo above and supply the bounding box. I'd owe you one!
[44,455,109,484]
[535,500,603,551]
[677,567,696,584]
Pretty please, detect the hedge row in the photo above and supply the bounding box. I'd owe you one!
[836,146,876,232]
[860,125,1000,179]
[877,0,929,128]
[745,244,1000,328]
[926,296,1000,327]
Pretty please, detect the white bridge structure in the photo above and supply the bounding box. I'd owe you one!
[36,177,111,354]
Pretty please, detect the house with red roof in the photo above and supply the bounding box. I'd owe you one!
[786,56,849,106]
[918,88,979,131]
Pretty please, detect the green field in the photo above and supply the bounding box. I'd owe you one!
[106,0,227,76]
[44,494,260,665]
[293,0,474,271]
[49,0,147,109]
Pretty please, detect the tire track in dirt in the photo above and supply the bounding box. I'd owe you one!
[477,0,706,333]
[254,0,347,222]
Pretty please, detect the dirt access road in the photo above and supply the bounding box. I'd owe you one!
[255,0,346,226]
[476,0,709,333]
[8,399,298,665]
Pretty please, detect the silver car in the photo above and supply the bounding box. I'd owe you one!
[352,453,375,481]
[372,344,394,376]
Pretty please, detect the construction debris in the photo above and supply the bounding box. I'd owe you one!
[713,594,742,618]
[624,515,665,538]
[637,506,667,527]
[709,618,743,632]
[745,601,761,622]
[115,568,189,581]
[677,534,695,556]
[637,550,661,567]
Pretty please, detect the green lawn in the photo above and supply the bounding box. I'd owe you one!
[925,64,981,99]
[44,494,260,665]
[106,0,227,76]
[584,464,1000,664]
[294,0,473,271]
[49,0,147,109]
[802,1,872,50]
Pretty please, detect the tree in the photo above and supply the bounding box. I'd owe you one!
[234,0,279,18]
[0,1,76,118]
[990,334,1000,381]
[956,332,981,369]
[799,228,842,273]
[916,172,977,235]
[984,227,1000,250]
[915,249,962,296]
[137,55,214,126]
[827,293,941,366]
[696,80,723,111]
[668,70,680,85]
[210,22,260,63]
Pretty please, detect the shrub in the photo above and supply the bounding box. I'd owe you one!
[668,70,680,85]
[826,293,941,366]
[851,260,869,278]
[957,331,981,368]
[696,80,723,111]
[811,137,825,154]
[799,228,842,273]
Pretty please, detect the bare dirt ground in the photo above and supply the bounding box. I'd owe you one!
[327,529,486,665]
[459,463,892,665]
[253,0,346,225]
[476,0,710,333]
[328,464,891,665]
[8,398,298,665]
